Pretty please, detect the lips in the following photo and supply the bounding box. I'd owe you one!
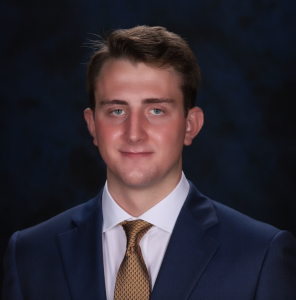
[120,151,153,158]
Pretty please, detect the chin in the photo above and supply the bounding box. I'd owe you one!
[117,168,159,188]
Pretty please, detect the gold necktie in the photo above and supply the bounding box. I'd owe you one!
[114,220,153,300]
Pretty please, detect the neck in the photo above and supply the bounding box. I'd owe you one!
[107,167,182,217]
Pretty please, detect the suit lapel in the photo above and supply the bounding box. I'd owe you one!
[58,192,106,300]
[150,183,220,300]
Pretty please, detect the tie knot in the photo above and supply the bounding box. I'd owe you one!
[120,220,153,248]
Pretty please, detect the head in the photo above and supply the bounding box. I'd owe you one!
[84,26,204,192]
[86,25,201,117]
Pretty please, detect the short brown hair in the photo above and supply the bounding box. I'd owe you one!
[86,26,201,117]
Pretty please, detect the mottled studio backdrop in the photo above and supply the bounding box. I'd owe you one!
[1,0,296,291]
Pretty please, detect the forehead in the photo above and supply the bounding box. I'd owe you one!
[94,59,183,104]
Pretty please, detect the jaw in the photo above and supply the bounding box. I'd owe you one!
[106,154,183,190]
[107,162,160,188]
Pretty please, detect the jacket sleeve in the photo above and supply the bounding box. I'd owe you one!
[255,230,296,300]
[2,231,24,300]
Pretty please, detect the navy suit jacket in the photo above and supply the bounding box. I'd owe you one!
[2,182,296,299]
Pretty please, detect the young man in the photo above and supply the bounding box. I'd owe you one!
[2,26,296,300]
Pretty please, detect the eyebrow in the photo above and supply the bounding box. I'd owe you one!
[99,98,176,106]
[142,98,176,105]
[99,99,128,106]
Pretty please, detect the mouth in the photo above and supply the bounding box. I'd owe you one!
[120,151,153,158]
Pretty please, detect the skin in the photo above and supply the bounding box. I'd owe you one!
[84,59,204,217]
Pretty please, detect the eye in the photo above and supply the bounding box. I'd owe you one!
[150,108,164,115]
[111,109,126,116]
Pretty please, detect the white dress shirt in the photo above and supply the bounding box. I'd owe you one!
[102,172,190,300]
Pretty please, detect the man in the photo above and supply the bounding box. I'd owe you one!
[2,26,296,300]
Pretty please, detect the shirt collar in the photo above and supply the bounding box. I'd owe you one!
[102,172,189,233]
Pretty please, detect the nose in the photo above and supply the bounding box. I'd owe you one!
[125,111,148,144]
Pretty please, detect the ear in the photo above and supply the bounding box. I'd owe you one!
[84,108,98,146]
[184,107,204,146]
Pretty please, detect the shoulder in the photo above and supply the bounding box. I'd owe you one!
[14,191,103,249]
[212,200,280,237]
[211,201,296,297]
[185,182,294,251]
[207,199,296,258]
[185,182,282,242]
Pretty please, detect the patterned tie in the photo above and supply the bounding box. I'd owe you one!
[114,220,153,300]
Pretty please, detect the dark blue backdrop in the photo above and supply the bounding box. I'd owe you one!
[1,0,296,292]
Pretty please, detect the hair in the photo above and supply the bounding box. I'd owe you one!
[86,25,201,117]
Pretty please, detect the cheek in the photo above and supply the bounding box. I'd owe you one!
[151,123,185,150]
[95,120,122,141]
[95,125,122,158]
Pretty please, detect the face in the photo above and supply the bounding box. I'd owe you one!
[85,59,203,188]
